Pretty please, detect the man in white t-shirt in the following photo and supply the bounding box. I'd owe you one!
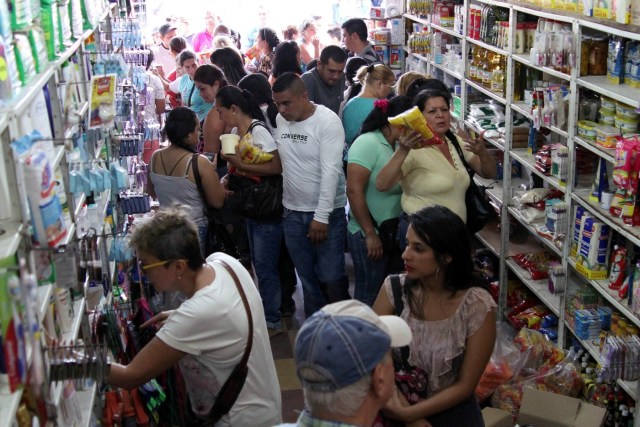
[144,50,165,123]
[272,72,350,317]
[151,24,178,75]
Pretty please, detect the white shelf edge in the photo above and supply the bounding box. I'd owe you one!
[52,145,65,172]
[0,221,24,259]
[38,283,53,324]
[512,53,571,81]
[510,148,566,190]
[76,382,97,427]
[507,206,563,258]
[571,189,640,249]
[465,79,507,105]
[431,61,463,80]
[506,258,561,316]
[580,18,640,41]
[577,76,640,110]
[475,0,513,8]
[0,386,23,427]
[573,136,616,163]
[512,4,575,22]
[475,223,501,256]
[464,120,505,150]
[403,13,429,26]
[0,113,8,134]
[512,102,533,120]
[12,66,56,117]
[58,217,76,248]
[568,258,640,329]
[61,298,86,343]
[465,36,509,56]
[431,22,463,39]
[74,193,87,219]
[548,125,569,139]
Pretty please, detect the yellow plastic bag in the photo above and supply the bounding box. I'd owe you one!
[238,133,273,164]
[388,106,442,146]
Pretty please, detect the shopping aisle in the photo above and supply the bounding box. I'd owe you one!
[270,253,356,422]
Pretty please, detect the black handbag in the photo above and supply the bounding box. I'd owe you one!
[447,132,494,234]
[226,173,283,221]
[369,215,404,274]
[192,154,241,258]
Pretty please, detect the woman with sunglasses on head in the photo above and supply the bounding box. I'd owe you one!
[342,64,396,159]
[168,51,213,122]
[376,88,497,249]
[107,205,282,426]
[147,107,225,259]
[373,205,496,427]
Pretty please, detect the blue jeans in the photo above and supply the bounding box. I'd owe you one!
[347,230,391,306]
[246,218,283,329]
[283,207,350,317]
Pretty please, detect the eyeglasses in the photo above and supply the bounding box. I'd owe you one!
[138,259,172,272]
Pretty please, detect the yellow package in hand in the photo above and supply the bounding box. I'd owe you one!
[238,133,274,164]
[388,106,442,146]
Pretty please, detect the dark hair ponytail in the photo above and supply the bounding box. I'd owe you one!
[238,73,278,128]
[359,95,412,135]
[215,85,264,121]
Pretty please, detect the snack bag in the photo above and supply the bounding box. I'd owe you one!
[388,106,442,146]
[238,133,273,164]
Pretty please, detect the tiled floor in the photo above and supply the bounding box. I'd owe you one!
[269,254,356,422]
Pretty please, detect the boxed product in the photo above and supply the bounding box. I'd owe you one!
[575,215,611,280]
[517,388,606,427]
[481,407,512,427]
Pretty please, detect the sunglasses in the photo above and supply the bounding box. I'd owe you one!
[138,259,174,272]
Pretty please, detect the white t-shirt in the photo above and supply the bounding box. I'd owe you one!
[144,73,165,123]
[156,253,282,426]
[151,43,176,75]
[275,104,347,223]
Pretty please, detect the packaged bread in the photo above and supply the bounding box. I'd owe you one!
[388,106,442,146]
[238,133,273,164]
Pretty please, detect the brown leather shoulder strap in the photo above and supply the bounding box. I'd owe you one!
[215,260,253,366]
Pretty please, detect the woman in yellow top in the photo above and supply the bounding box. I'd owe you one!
[376,88,496,249]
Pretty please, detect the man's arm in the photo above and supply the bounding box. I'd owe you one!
[314,115,345,224]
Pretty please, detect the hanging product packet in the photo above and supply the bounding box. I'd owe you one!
[388,106,442,146]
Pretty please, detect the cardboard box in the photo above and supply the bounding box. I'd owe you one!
[482,407,512,427]
[517,388,606,427]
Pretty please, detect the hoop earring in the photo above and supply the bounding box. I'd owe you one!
[435,266,440,281]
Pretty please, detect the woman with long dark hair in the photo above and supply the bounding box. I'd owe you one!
[269,41,303,85]
[209,47,248,87]
[216,86,286,337]
[374,205,496,427]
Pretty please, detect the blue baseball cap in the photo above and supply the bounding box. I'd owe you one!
[295,299,412,392]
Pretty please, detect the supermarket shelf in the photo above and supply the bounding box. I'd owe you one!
[58,217,76,248]
[466,79,507,105]
[512,4,574,22]
[511,103,569,139]
[475,218,545,257]
[431,22,463,39]
[465,37,509,56]
[475,220,502,256]
[577,76,640,110]
[53,298,87,407]
[464,120,505,150]
[12,66,57,117]
[574,136,616,164]
[508,206,563,258]
[403,13,429,27]
[38,284,53,324]
[405,50,431,65]
[510,148,566,189]
[512,102,532,120]
[512,53,571,81]
[476,0,513,8]
[74,193,87,219]
[506,258,561,316]
[0,114,8,135]
[52,145,66,171]
[572,189,640,249]
[0,386,22,427]
[579,18,640,42]
[475,176,505,207]
[366,15,402,21]
[565,323,638,401]
[0,220,24,259]
[430,61,463,80]
[568,257,640,329]
[77,382,98,427]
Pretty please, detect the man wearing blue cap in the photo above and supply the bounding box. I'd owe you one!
[277,299,412,427]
